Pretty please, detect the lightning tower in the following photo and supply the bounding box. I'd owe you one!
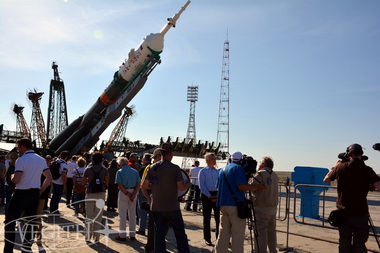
[181,85,198,170]
[28,90,47,148]
[216,36,230,158]
[47,62,68,143]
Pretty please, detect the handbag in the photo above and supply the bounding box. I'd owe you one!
[222,168,251,219]
[328,209,344,227]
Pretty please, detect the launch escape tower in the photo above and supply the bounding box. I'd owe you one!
[181,85,199,169]
[28,90,47,149]
[47,62,68,143]
[104,106,134,155]
[216,37,230,158]
[12,104,30,138]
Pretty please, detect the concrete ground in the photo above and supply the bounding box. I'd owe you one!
[0,193,379,253]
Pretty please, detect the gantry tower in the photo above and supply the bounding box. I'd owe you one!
[28,90,47,148]
[47,62,68,143]
[216,36,230,158]
[104,106,134,155]
[181,85,198,169]
[12,104,30,138]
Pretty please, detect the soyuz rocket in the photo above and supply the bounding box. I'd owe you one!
[49,1,191,155]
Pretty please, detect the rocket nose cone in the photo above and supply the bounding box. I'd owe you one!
[145,33,164,52]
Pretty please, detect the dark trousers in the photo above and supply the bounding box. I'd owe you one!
[66,178,73,205]
[4,189,40,253]
[152,210,190,253]
[185,185,200,211]
[201,193,220,241]
[107,184,118,209]
[50,183,63,213]
[5,185,15,215]
[339,215,369,253]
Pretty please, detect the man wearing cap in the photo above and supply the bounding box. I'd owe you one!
[324,144,380,253]
[215,151,265,253]
[142,142,191,253]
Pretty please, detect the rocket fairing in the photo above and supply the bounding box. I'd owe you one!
[49,1,191,155]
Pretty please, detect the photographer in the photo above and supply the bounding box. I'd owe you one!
[250,156,278,253]
[324,144,380,253]
[215,151,265,253]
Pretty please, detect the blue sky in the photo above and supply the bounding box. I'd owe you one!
[1,0,380,173]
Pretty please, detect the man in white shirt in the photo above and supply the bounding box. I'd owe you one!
[4,137,52,253]
[185,161,202,211]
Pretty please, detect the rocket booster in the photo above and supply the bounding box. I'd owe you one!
[49,1,191,154]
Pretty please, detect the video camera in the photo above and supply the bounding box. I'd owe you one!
[241,155,257,180]
[337,143,368,162]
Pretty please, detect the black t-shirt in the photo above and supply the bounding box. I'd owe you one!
[330,159,380,217]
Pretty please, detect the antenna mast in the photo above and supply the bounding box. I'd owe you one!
[216,35,230,159]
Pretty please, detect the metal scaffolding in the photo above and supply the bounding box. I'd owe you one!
[216,36,230,159]
[181,85,198,169]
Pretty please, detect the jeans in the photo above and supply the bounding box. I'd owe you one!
[201,193,220,241]
[137,190,148,231]
[50,183,63,213]
[152,210,190,253]
[74,192,86,214]
[4,188,40,253]
[339,215,369,253]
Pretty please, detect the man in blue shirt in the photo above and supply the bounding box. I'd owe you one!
[198,153,220,246]
[115,157,141,241]
[215,151,264,253]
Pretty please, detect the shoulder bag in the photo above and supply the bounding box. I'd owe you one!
[222,168,251,219]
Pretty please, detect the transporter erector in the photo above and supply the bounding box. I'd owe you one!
[49,1,191,155]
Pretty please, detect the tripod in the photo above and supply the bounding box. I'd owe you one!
[246,191,260,253]
[369,215,380,250]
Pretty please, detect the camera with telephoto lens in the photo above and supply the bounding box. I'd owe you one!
[373,143,380,151]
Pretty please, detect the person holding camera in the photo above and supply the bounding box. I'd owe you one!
[214,151,265,253]
[250,156,279,253]
[324,144,380,253]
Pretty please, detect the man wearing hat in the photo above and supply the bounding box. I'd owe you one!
[215,151,265,253]
[324,144,380,253]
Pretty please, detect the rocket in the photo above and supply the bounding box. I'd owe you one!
[49,1,191,155]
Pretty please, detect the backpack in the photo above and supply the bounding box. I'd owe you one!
[50,160,63,180]
[74,168,86,194]
[89,167,104,193]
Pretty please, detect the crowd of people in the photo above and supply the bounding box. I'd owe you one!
[1,138,379,253]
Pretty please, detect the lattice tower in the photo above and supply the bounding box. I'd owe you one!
[216,37,230,158]
[104,106,134,155]
[28,90,47,148]
[12,104,30,137]
[47,62,68,143]
[181,85,198,170]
